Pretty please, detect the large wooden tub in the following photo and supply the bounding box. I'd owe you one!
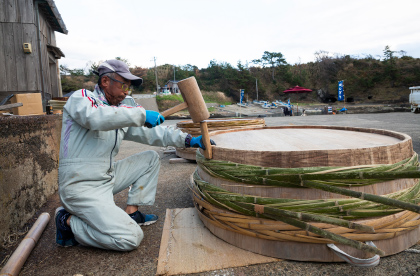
[193,126,420,262]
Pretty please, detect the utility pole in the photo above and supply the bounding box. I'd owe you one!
[173,65,176,81]
[154,57,159,93]
[256,78,258,102]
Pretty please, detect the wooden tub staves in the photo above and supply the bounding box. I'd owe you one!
[175,118,266,161]
[191,126,420,263]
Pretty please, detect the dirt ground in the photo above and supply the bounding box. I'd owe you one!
[1,112,420,276]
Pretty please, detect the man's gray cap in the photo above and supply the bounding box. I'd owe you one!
[97,59,143,86]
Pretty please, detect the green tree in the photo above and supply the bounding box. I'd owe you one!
[252,51,287,80]
[88,61,100,75]
[115,57,130,67]
[59,64,85,76]
[383,45,398,86]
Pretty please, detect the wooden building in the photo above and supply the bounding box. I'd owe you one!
[0,0,67,106]
[165,80,180,94]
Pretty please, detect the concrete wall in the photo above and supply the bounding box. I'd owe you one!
[0,115,62,242]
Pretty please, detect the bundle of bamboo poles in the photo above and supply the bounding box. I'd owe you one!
[175,118,266,161]
[176,118,265,136]
[192,151,420,256]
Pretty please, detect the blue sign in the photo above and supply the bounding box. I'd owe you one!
[240,89,245,104]
[338,81,344,101]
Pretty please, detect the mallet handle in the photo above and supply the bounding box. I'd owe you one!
[200,121,212,159]
[160,102,188,118]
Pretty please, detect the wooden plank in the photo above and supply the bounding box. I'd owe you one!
[4,0,18,22]
[156,208,280,275]
[175,148,197,161]
[13,23,27,92]
[38,12,49,41]
[41,34,50,99]
[49,61,59,98]
[50,31,56,46]
[0,0,7,22]
[0,24,8,92]
[36,13,50,100]
[3,23,18,92]
[22,23,39,92]
[18,0,34,24]
[0,102,22,110]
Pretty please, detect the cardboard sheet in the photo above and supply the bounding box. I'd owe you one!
[157,208,280,275]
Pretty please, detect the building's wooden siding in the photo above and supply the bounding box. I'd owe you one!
[0,0,62,103]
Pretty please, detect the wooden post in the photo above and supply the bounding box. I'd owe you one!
[200,121,212,159]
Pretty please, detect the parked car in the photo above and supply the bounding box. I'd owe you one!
[121,95,136,107]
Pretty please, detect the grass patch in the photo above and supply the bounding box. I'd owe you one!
[156,91,234,112]
[156,94,184,111]
[202,91,233,105]
[156,94,184,102]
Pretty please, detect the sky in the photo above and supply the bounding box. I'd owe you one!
[54,0,420,71]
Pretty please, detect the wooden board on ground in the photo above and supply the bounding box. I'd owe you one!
[175,147,197,161]
[156,208,280,275]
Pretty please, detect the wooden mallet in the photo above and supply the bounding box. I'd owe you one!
[160,76,213,159]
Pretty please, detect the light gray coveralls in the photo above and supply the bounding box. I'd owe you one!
[58,87,187,251]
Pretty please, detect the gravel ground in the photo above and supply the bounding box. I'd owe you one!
[1,112,420,276]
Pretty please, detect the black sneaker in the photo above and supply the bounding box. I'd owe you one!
[55,207,79,247]
[129,210,158,226]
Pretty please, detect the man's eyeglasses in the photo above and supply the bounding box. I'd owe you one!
[107,76,131,92]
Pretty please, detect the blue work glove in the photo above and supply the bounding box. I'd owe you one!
[144,110,165,128]
[188,135,216,150]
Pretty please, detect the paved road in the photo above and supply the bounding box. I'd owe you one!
[132,94,159,111]
[5,112,420,276]
[263,112,420,153]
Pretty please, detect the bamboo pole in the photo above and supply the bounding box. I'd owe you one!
[234,202,375,233]
[302,180,420,214]
[0,213,50,276]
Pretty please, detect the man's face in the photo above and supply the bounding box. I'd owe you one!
[101,74,131,106]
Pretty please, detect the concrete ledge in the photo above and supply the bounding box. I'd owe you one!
[0,115,62,243]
